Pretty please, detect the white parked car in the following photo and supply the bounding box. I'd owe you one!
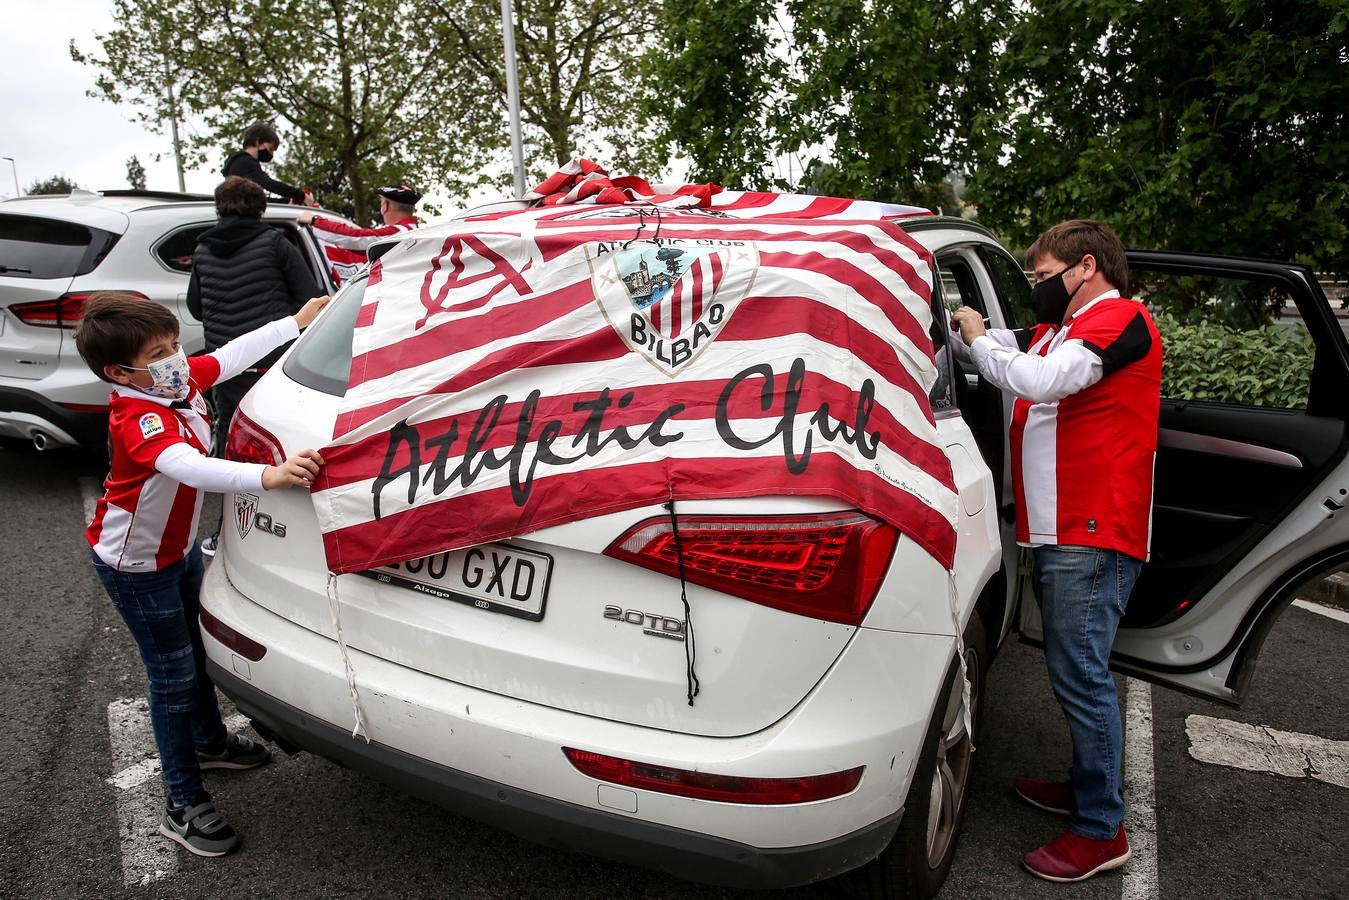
[199,205,1349,898]
[0,190,349,450]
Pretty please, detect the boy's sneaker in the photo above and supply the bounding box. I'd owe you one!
[200,534,219,558]
[160,792,240,857]
[1024,825,1131,883]
[1014,777,1074,816]
[197,732,272,770]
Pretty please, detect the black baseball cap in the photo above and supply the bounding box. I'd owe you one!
[376,184,422,205]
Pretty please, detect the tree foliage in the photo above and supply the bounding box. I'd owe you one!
[1156,312,1314,408]
[73,0,505,224]
[26,175,82,195]
[433,0,657,173]
[965,0,1349,275]
[126,156,147,191]
[632,0,787,187]
[637,1,1007,204]
[782,0,1008,209]
[74,0,653,221]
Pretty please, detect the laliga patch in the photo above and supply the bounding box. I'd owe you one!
[138,413,165,438]
[587,240,759,377]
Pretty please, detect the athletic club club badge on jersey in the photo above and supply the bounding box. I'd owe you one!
[588,240,759,377]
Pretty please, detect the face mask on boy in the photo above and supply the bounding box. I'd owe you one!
[122,349,191,400]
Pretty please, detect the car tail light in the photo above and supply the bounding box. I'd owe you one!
[9,291,148,328]
[604,512,898,625]
[563,748,863,804]
[199,608,267,661]
[225,409,284,465]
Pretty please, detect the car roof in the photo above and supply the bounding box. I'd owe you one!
[366,203,994,264]
[1,190,348,232]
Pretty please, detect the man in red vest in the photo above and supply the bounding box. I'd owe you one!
[950,219,1162,884]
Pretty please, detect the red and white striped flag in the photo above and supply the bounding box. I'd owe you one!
[312,207,957,575]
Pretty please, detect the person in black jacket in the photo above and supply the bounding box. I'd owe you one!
[187,175,319,493]
[221,122,315,206]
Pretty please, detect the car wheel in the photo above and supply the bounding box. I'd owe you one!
[843,611,986,900]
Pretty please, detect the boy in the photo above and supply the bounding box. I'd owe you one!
[77,291,331,857]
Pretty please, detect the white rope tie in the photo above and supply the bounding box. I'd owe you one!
[946,569,975,752]
[326,573,369,743]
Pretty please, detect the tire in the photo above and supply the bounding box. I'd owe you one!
[842,611,987,900]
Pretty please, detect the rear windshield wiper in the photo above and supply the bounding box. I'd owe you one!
[0,265,34,273]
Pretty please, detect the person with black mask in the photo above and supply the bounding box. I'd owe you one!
[948,220,1161,885]
[187,176,320,554]
[222,122,315,207]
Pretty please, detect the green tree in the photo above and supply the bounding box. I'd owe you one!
[434,0,659,173]
[965,0,1349,278]
[73,0,502,223]
[126,155,147,191]
[26,175,82,195]
[76,0,656,219]
[632,0,787,187]
[636,1,1007,202]
[781,0,1008,209]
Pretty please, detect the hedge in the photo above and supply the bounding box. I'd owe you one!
[1154,311,1314,409]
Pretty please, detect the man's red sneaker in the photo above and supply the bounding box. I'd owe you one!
[1013,777,1074,816]
[1023,826,1131,883]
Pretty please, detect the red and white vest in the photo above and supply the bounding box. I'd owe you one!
[1010,297,1162,560]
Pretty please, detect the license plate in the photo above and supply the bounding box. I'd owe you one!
[358,543,553,621]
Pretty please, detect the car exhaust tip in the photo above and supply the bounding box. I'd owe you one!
[31,431,51,451]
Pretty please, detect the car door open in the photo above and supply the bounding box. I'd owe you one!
[1018,251,1349,703]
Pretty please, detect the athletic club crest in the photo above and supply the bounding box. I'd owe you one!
[588,240,759,377]
[235,492,259,539]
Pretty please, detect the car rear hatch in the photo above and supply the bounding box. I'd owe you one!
[0,210,123,379]
[224,378,866,738]
[220,279,882,737]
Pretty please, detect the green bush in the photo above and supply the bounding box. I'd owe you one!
[1155,311,1314,409]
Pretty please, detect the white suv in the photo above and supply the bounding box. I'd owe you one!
[0,190,348,450]
[199,205,1349,898]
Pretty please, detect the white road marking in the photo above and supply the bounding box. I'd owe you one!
[79,476,100,526]
[106,697,178,886]
[1292,598,1349,626]
[1122,678,1159,900]
[1186,715,1349,789]
[106,713,249,792]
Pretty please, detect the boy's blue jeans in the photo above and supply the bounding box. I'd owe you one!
[1032,545,1143,840]
[90,545,227,809]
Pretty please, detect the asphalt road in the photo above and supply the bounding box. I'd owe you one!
[1,445,1345,900]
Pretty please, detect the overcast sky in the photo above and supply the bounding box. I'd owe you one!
[0,0,228,198]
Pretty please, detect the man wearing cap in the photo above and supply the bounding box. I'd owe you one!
[297,184,423,266]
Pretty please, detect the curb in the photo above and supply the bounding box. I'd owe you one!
[1299,571,1349,608]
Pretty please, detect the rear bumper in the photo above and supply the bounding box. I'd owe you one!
[0,384,106,447]
[201,559,956,889]
[209,658,900,888]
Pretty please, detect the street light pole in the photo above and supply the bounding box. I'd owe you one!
[1,157,18,198]
[500,0,526,198]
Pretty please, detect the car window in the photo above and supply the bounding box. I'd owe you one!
[979,247,1035,329]
[0,214,118,279]
[282,276,366,395]
[154,224,211,273]
[927,287,956,413]
[1132,269,1313,409]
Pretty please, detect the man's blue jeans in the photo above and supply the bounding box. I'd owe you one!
[90,546,227,809]
[1032,545,1143,840]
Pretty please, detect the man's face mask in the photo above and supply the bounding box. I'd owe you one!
[123,349,191,400]
[1031,258,1085,325]
[257,147,275,163]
